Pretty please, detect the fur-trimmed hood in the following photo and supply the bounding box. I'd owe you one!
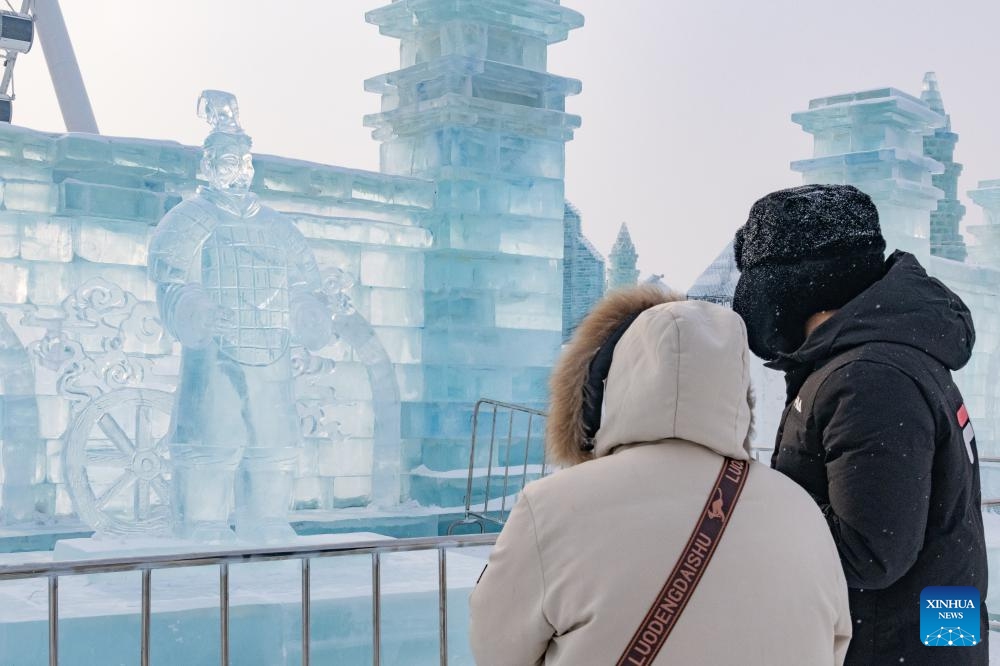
[475,290,850,665]
[547,287,754,466]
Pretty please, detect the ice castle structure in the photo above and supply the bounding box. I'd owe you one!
[790,79,1000,454]
[921,73,968,262]
[700,75,1000,456]
[562,201,605,341]
[607,222,639,290]
[0,0,585,528]
[364,0,583,506]
[684,75,1000,457]
[789,86,945,260]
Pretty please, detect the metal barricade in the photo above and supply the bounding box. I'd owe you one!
[448,399,549,534]
[0,533,498,666]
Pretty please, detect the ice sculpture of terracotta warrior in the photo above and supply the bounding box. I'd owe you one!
[149,90,332,542]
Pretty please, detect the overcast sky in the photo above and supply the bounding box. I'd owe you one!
[13,1,1000,289]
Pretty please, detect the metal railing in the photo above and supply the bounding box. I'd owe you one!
[449,399,548,534]
[5,445,1000,664]
[0,532,498,666]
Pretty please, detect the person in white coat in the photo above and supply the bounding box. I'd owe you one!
[469,286,851,665]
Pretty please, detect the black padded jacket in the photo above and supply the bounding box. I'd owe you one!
[768,251,988,665]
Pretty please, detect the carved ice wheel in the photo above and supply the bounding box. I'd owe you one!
[64,388,174,535]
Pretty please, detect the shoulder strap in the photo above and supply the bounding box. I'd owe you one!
[616,457,751,666]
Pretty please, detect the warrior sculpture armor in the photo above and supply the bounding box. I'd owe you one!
[149,90,332,542]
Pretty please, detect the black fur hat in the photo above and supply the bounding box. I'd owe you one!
[732,184,886,360]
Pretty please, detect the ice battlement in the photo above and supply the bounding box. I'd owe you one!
[805,87,933,112]
[365,0,584,47]
[795,88,946,157]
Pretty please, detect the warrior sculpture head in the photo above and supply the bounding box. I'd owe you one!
[198,90,254,194]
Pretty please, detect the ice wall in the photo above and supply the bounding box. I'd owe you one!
[0,123,434,522]
[921,73,968,262]
[562,202,605,341]
[967,179,1000,262]
[966,180,1000,456]
[365,0,583,504]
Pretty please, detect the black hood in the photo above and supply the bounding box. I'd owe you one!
[767,251,975,374]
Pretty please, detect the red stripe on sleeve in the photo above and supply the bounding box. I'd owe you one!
[957,404,969,428]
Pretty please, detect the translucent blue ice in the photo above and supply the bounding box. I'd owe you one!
[148,91,333,542]
[0,0,582,529]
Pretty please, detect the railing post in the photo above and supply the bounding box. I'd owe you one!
[521,413,534,495]
[141,569,151,666]
[482,405,500,519]
[302,558,311,666]
[461,400,548,529]
[220,562,230,666]
[464,401,483,519]
[498,410,516,520]
[438,548,448,666]
[372,552,381,666]
[48,575,58,666]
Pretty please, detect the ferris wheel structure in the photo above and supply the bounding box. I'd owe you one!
[0,0,97,132]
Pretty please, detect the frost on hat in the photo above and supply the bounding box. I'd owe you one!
[732,184,887,360]
[734,184,884,271]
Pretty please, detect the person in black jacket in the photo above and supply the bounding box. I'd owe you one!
[732,184,989,665]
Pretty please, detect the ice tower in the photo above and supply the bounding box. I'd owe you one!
[790,88,946,258]
[789,82,1000,455]
[365,1,583,501]
[608,223,639,290]
[562,202,605,341]
[921,73,967,262]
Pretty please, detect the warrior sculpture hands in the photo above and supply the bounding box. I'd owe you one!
[159,283,236,350]
[290,291,334,352]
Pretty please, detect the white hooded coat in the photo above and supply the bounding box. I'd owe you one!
[469,298,851,665]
